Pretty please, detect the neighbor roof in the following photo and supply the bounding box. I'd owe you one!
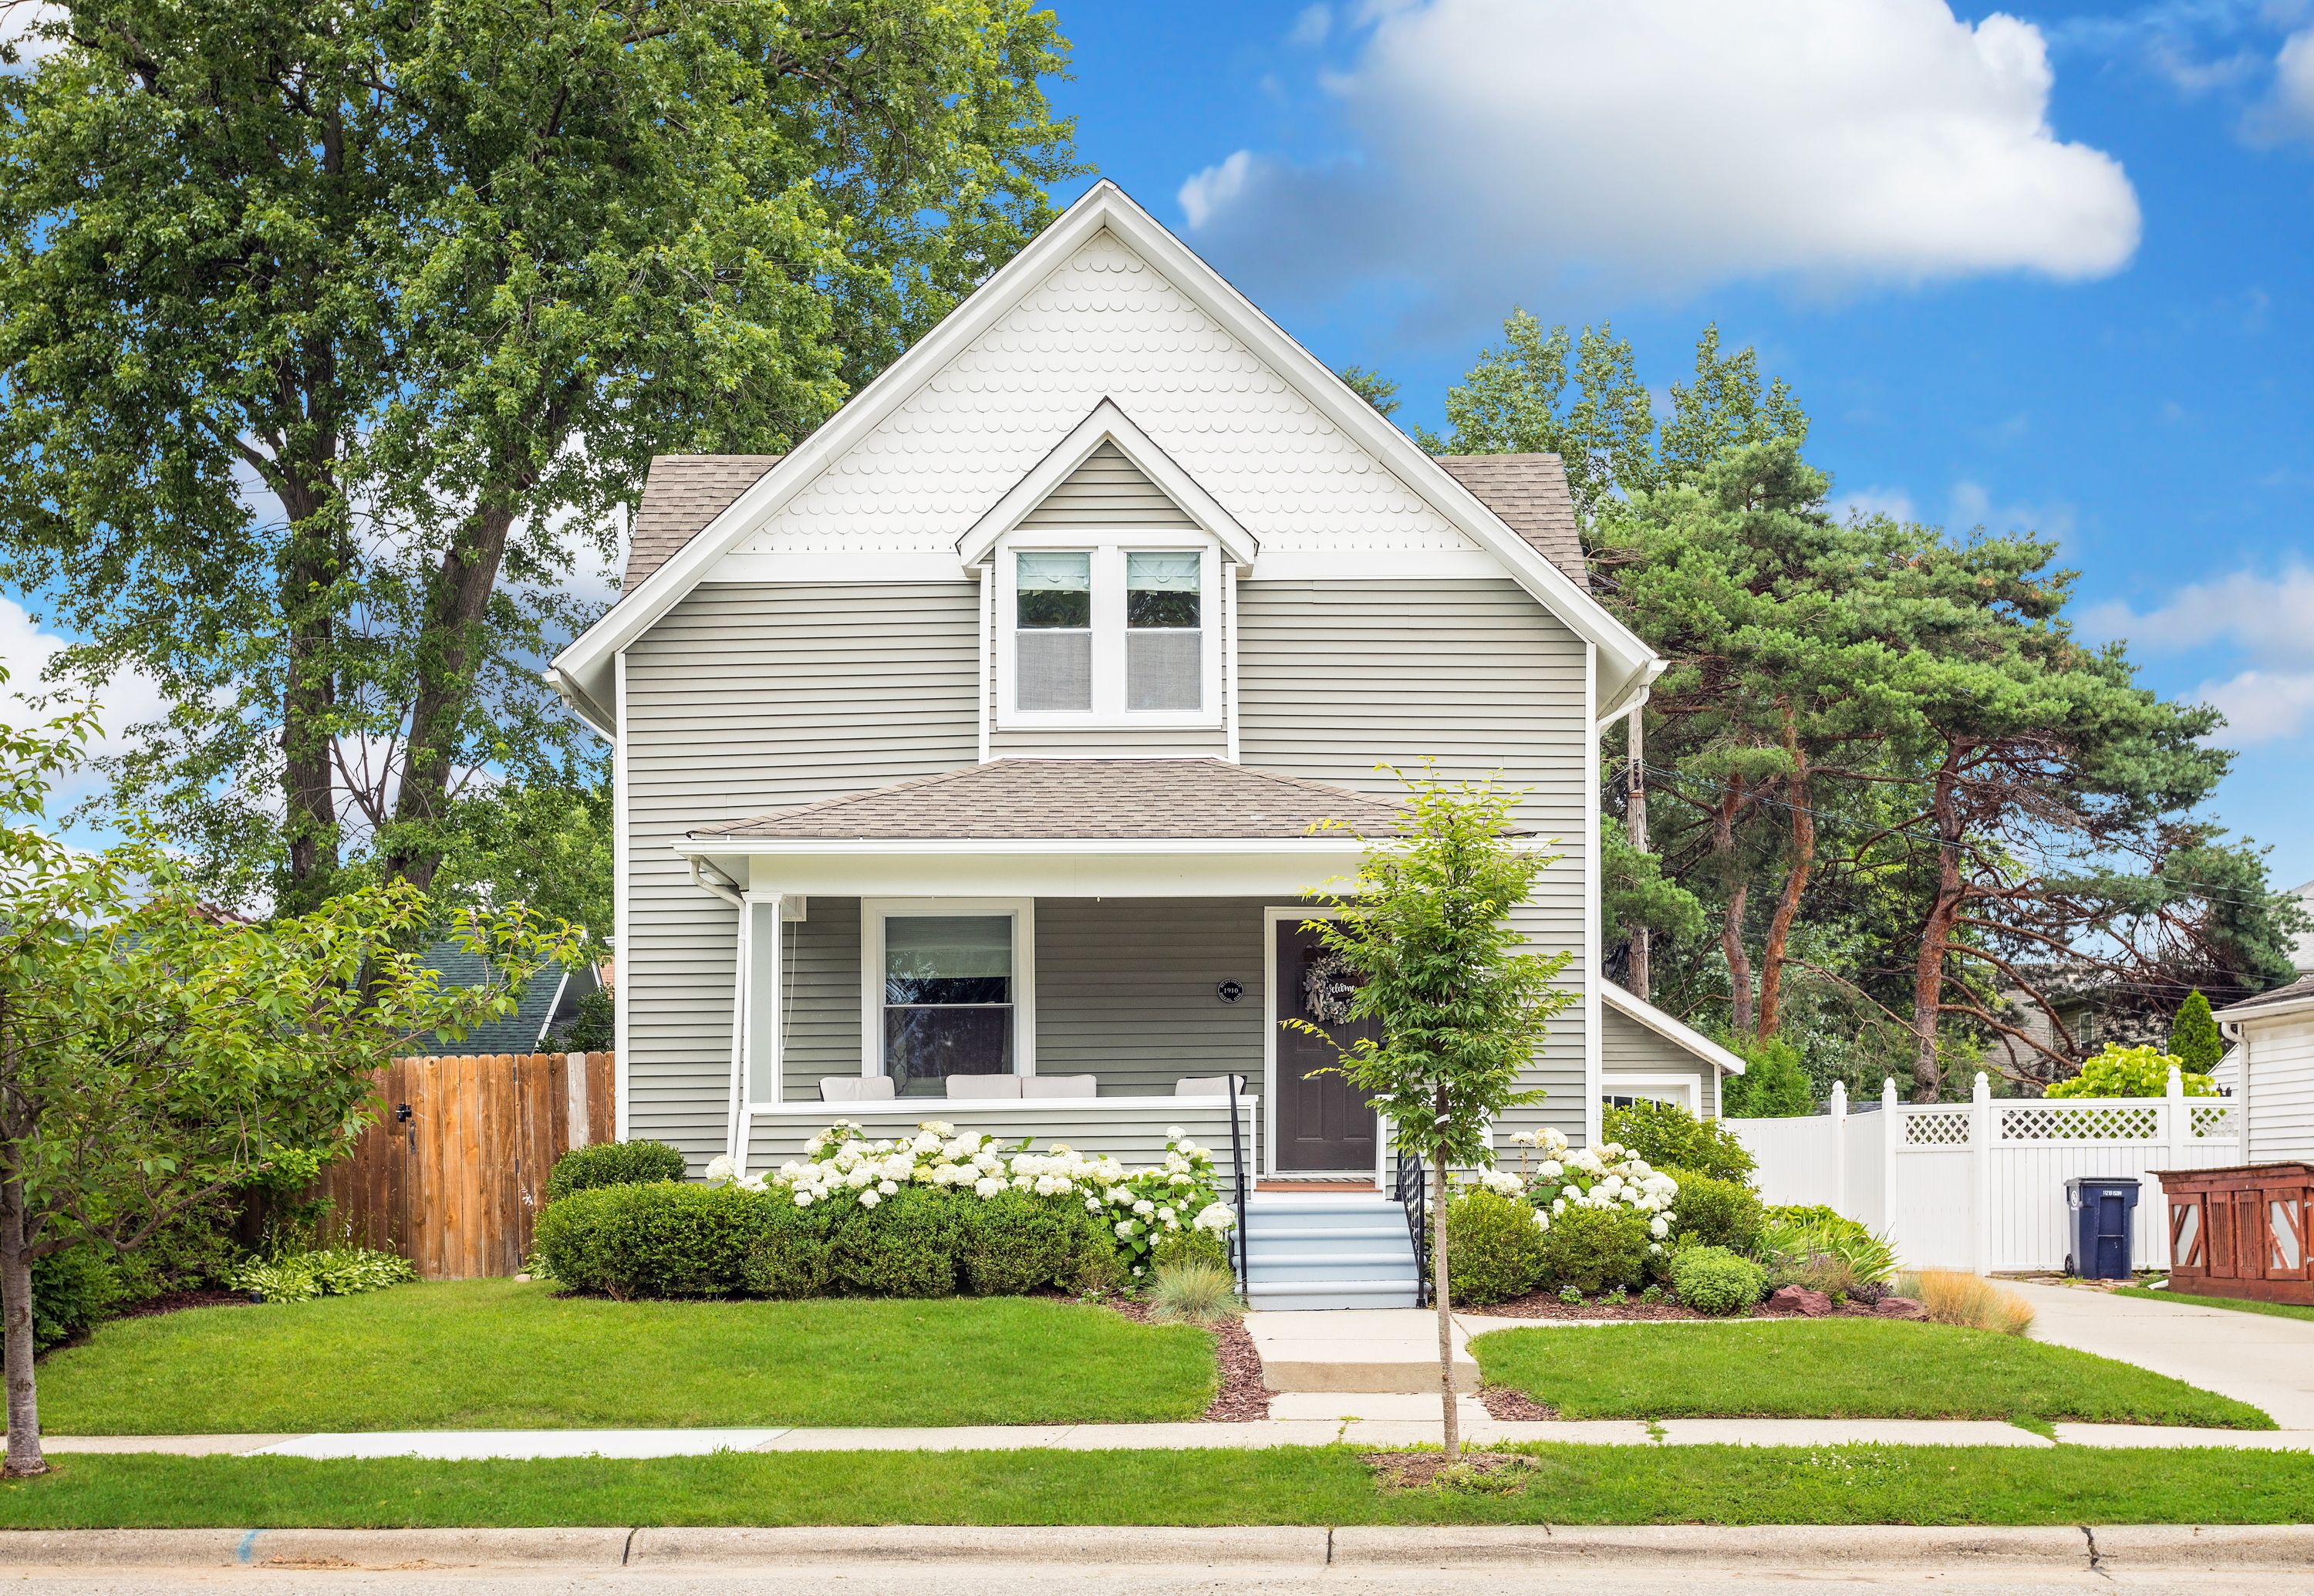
[1435,455,1585,588]
[413,943,575,1057]
[625,454,782,589]
[688,758,1424,842]
[2217,973,2314,1022]
[620,448,1587,593]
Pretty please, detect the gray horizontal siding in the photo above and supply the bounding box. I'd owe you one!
[1018,440,1195,527]
[1236,577,1590,1144]
[1603,1007,1718,1118]
[1035,898,1269,1092]
[747,1098,1257,1180]
[623,582,980,1172]
[780,896,864,1102]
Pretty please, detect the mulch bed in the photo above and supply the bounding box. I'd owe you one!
[1466,1287,1921,1323]
[1101,1294,1273,1421]
[110,1288,249,1321]
[1477,1384,1558,1421]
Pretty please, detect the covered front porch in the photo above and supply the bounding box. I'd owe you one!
[677,759,1416,1189]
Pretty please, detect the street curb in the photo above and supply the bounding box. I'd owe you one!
[5,1523,2314,1570]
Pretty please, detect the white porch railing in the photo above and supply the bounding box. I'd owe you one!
[1729,1071,2241,1273]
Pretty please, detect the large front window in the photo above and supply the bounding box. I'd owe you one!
[1004,544,1215,723]
[882,913,1015,1095]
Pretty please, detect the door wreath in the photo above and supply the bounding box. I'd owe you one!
[1302,952,1360,1025]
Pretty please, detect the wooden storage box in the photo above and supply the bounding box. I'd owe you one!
[2155,1163,2314,1305]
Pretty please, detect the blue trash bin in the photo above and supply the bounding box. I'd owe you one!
[2065,1177,2140,1279]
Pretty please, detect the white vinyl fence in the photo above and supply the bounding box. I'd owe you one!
[1727,1071,2241,1274]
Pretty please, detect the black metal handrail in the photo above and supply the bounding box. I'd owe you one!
[1226,1071,1250,1297]
[1395,1140,1432,1307]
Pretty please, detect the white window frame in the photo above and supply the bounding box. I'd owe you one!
[1600,1075,1698,1113]
[858,897,1037,1081]
[995,530,1223,731]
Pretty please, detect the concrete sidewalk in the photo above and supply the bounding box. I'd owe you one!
[35,1418,2314,1458]
[2005,1279,2314,1428]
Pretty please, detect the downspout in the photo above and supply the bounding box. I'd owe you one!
[691,859,749,1166]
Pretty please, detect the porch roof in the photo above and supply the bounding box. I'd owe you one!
[687,758,1420,843]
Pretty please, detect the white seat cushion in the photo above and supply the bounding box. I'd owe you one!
[945,1075,1024,1099]
[1022,1075,1097,1098]
[818,1076,896,1102]
[1174,1075,1246,1096]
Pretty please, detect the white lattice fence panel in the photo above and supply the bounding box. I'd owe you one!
[1999,1102,2161,1142]
[1901,1108,1972,1146]
[2191,1102,2241,1140]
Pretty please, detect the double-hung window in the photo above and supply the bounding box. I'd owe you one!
[1003,544,1216,724]
[878,913,1017,1095]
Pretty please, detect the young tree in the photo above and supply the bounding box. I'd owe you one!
[1296,772,1574,1459]
[0,0,1078,910]
[2168,990,2224,1075]
[1721,1036,1815,1117]
[0,708,578,1476]
[1337,365,1402,417]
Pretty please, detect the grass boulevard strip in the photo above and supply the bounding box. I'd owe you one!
[3,1445,2313,1528]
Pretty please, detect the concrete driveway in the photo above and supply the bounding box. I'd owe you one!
[2002,1280,2314,1427]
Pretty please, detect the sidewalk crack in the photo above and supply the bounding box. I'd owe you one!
[1324,1526,1335,1565]
[622,1527,639,1566]
[2081,1525,2110,1580]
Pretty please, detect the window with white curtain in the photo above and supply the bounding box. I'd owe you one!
[1004,544,1214,724]
[880,913,1015,1094]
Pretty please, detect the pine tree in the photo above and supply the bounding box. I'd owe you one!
[2169,990,2224,1074]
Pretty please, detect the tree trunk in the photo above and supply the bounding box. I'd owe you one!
[275,477,342,916]
[1756,728,1814,1038]
[1908,753,1968,1103]
[385,497,522,892]
[1430,1146,1457,1460]
[1625,710,1651,1000]
[1714,778,1752,1034]
[0,1167,45,1478]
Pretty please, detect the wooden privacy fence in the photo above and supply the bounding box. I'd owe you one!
[319,1052,616,1280]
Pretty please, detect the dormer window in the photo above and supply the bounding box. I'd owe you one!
[998,538,1221,727]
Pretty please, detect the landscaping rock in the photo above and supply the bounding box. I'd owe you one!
[1874,1295,1928,1320]
[1766,1284,1835,1317]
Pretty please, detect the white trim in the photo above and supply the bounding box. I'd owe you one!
[958,397,1258,567]
[1223,563,1243,763]
[1601,981,1749,1078]
[858,897,1037,1081]
[698,835,1415,859]
[994,537,1223,731]
[1583,638,1602,1153]
[745,1093,1255,1118]
[1599,1074,1698,1113]
[725,903,752,1164]
[2218,990,2314,1025]
[612,649,630,1141]
[976,565,993,764]
[1250,551,1509,581]
[727,850,1361,901]
[534,967,570,1050]
[545,181,1658,723]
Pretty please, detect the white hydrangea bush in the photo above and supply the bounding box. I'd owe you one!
[1506,1127,1679,1251]
[708,1119,1236,1278]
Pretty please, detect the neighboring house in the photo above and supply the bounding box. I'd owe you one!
[543,181,1667,1226]
[412,943,604,1057]
[2215,976,2314,1165]
[1599,982,1746,1117]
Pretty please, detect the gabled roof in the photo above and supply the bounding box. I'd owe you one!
[1436,455,1584,589]
[2218,973,2314,1024]
[1602,981,1749,1077]
[548,181,1659,734]
[626,454,782,589]
[687,758,1418,842]
[413,943,579,1057]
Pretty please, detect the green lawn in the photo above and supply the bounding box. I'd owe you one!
[36,1280,1216,1433]
[2117,1285,2314,1324]
[3,1446,2309,1527]
[1470,1321,2272,1429]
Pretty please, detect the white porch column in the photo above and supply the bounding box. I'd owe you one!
[737,893,786,1173]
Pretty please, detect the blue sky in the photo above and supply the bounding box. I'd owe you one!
[1050,0,2314,886]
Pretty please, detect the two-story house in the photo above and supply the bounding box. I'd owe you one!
[545,182,1741,1305]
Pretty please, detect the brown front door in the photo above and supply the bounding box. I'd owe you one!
[1274,918,1379,1173]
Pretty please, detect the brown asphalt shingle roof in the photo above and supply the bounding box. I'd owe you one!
[623,454,783,589]
[619,450,1587,592]
[689,758,1422,842]
[2218,973,2314,1017]
[1435,454,1587,587]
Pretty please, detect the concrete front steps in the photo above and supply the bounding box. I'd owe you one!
[1243,1308,1480,1395]
[1243,1189,1420,1312]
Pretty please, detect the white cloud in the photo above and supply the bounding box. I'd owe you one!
[0,596,175,811]
[1949,480,2076,545]
[2080,562,2314,746]
[0,0,65,69]
[2246,25,2314,140]
[2194,668,2314,744]
[1835,486,1917,524]
[1288,4,1332,47]
[1179,0,2141,306]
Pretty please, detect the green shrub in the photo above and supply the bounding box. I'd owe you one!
[1443,1189,1546,1305]
[25,1247,124,1352]
[1671,1244,1766,1314]
[962,1190,1098,1296]
[830,1185,965,1298]
[532,1180,758,1298]
[1601,1099,1756,1185]
[546,1139,690,1202]
[1536,1203,1649,1295]
[1662,1167,1764,1253]
[231,1247,416,1305]
[1149,1227,1229,1274]
[1072,1237,1129,1296]
[2170,990,2224,1075]
[1759,1211,1897,1289]
[1720,1036,1815,1117]
[740,1191,835,1300]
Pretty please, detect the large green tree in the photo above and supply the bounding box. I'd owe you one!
[0,0,1078,911]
